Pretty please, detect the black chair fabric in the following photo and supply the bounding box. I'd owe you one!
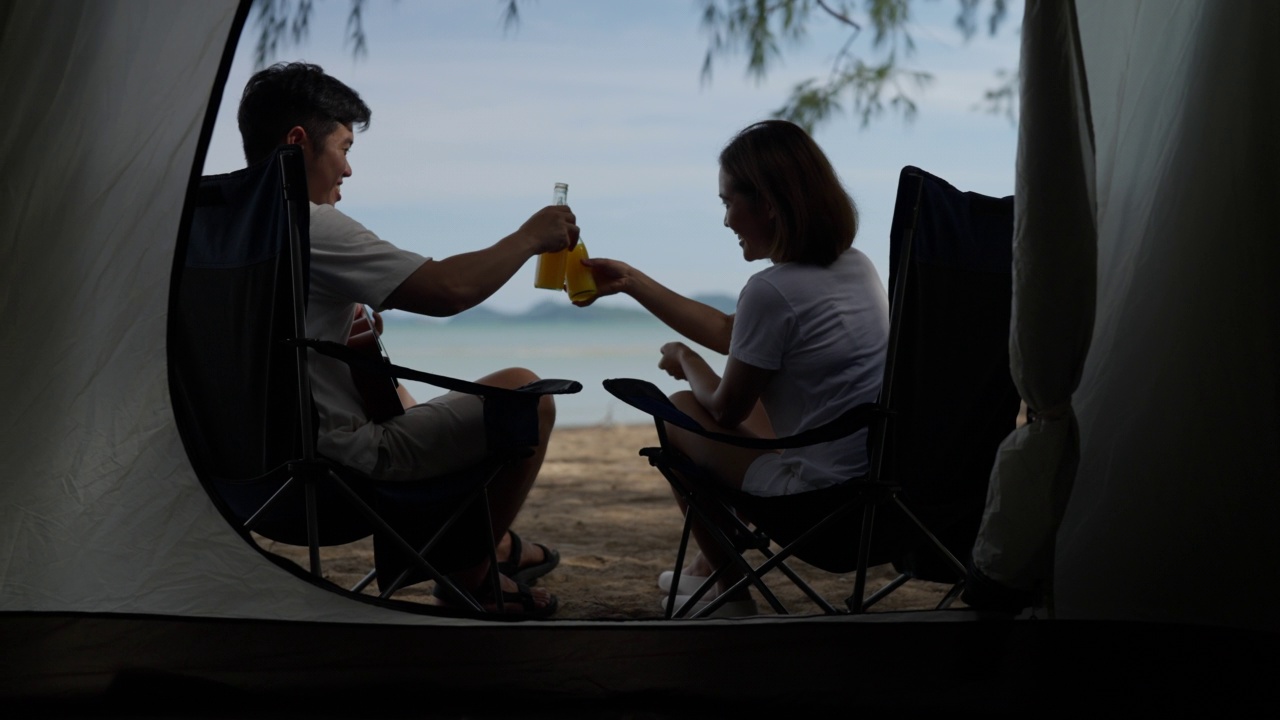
[170,146,373,544]
[883,166,1021,579]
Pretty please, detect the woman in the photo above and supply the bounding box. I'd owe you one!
[581,120,890,616]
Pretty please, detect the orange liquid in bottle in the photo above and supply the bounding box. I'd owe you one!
[534,249,568,290]
[534,182,571,290]
[565,240,597,302]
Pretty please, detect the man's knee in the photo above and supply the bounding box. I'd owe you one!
[539,392,556,423]
[482,366,555,437]
[480,366,540,389]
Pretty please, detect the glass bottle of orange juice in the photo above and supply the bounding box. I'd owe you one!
[565,238,597,302]
[533,183,570,290]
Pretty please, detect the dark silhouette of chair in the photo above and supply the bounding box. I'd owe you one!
[169,145,580,613]
[603,166,1019,617]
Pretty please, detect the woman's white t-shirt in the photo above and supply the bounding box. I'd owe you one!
[731,248,889,496]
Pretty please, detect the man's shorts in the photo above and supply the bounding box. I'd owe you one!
[372,390,488,482]
[367,390,496,581]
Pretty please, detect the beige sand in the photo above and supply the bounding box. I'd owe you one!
[260,424,958,619]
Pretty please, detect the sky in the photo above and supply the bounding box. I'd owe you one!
[204,0,1022,315]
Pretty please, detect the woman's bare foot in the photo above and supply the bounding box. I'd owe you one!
[684,552,713,578]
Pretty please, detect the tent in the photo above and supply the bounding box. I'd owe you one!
[2,0,1276,712]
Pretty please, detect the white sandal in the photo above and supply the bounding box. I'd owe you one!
[657,569,711,595]
[661,593,758,618]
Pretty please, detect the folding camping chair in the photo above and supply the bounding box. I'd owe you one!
[168,145,580,613]
[604,166,1020,618]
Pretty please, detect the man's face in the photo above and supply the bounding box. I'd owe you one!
[305,123,354,205]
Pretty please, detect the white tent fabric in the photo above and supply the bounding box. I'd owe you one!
[975,0,1280,630]
[0,0,461,626]
[1056,0,1280,630]
[971,0,1096,595]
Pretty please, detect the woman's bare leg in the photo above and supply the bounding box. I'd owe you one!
[663,391,776,601]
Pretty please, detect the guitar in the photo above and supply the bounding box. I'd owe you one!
[346,305,406,423]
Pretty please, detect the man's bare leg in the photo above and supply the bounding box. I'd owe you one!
[449,367,556,611]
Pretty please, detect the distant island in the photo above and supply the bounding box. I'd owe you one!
[387,293,737,325]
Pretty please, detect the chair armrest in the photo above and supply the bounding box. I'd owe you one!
[602,377,883,451]
[293,338,582,399]
[294,338,582,448]
[516,378,583,396]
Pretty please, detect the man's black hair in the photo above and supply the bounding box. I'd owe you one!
[237,62,372,165]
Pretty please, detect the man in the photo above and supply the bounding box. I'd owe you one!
[237,62,574,616]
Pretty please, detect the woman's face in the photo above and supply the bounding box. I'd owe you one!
[719,168,773,262]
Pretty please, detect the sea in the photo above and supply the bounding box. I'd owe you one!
[378,316,727,428]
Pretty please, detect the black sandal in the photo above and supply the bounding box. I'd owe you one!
[434,577,558,619]
[497,530,561,585]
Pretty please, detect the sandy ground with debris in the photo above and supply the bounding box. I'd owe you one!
[259,424,958,619]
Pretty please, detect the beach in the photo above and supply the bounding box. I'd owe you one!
[259,424,958,619]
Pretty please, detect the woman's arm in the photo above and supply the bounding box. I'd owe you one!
[660,342,774,429]
[580,257,734,354]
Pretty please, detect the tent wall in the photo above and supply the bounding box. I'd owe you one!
[1057,0,1280,629]
[0,0,438,624]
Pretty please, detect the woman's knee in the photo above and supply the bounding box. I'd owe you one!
[668,390,697,411]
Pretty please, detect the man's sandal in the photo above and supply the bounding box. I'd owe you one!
[497,530,560,585]
[433,578,559,619]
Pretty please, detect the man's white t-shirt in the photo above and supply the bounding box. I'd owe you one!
[306,202,427,474]
[730,248,889,496]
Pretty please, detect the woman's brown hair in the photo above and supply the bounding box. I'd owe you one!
[718,120,857,266]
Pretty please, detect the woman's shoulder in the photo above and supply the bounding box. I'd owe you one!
[756,248,872,280]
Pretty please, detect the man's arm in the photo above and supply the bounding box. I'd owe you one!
[383,206,578,317]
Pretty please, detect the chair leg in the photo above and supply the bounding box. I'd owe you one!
[323,470,483,613]
[677,500,790,618]
[379,485,485,599]
[757,546,839,614]
[740,500,869,615]
[846,499,879,613]
[350,568,376,594]
[891,495,967,577]
[304,482,321,577]
[349,488,501,606]
[935,579,965,610]
[850,497,968,612]
[862,573,910,611]
[662,468,790,618]
[664,507,697,619]
[666,463,882,617]
[242,475,327,577]
[478,487,504,613]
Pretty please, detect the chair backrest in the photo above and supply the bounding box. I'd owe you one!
[879,166,1021,565]
[170,146,307,481]
[169,145,371,545]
